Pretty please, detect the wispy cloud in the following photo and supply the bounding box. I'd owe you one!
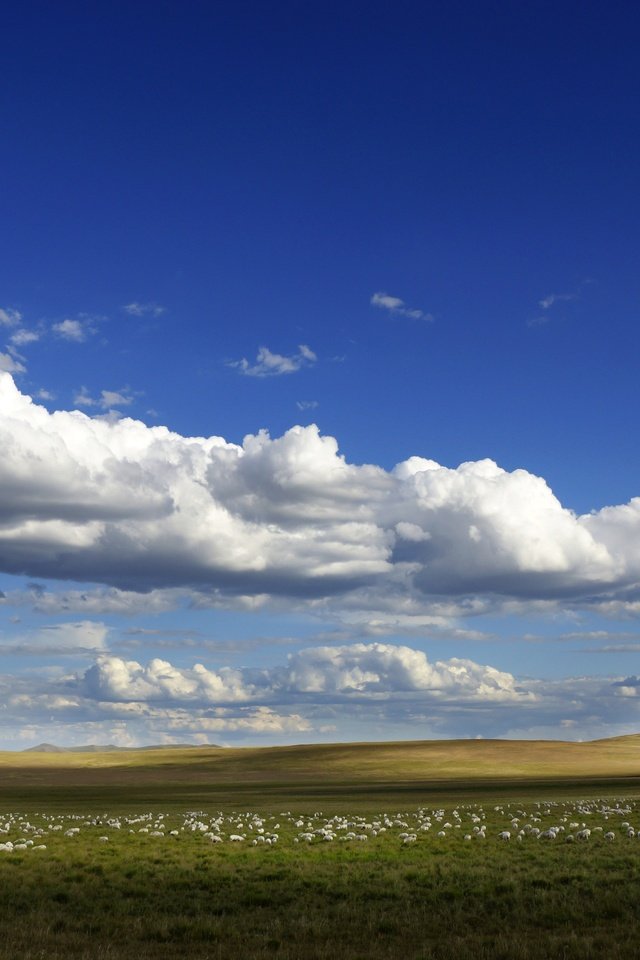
[527,315,551,328]
[0,307,22,327]
[296,400,319,411]
[73,386,95,407]
[100,389,134,409]
[73,387,135,410]
[371,292,433,321]
[538,292,579,310]
[229,344,317,377]
[52,318,93,342]
[528,285,586,326]
[9,328,40,347]
[0,621,108,655]
[123,302,166,317]
[0,352,26,374]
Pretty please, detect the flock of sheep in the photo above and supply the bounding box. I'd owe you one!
[0,798,638,855]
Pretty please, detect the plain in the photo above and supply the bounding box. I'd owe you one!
[1,736,640,959]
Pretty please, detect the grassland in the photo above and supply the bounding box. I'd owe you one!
[0,736,639,959]
[2,734,640,809]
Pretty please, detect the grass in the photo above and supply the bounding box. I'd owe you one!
[5,733,640,781]
[1,736,640,957]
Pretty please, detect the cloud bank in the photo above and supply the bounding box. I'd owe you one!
[5,640,640,747]
[80,643,527,705]
[0,373,639,618]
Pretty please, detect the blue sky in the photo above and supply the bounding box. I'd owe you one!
[1,0,639,748]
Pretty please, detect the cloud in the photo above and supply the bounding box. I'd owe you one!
[83,656,253,703]
[371,292,433,321]
[0,620,108,655]
[0,374,639,621]
[538,292,578,310]
[74,642,530,708]
[296,400,319,411]
[123,302,165,317]
[9,329,39,347]
[229,345,317,377]
[73,387,135,410]
[279,643,529,702]
[52,318,90,342]
[73,387,95,407]
[100,389,134,408]
[0,353,26,374]
[529,287,586,326]
[0,308,22,327]
[4,639,640,745]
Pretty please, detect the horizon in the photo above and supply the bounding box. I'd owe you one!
[1,1,640,750]
[7,730,635,753]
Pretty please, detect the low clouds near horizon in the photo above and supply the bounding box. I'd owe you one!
[4,639,640,748]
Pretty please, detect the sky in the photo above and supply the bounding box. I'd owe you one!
[1,0,640,749]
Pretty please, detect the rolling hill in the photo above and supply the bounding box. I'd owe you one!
[1,734,638,804]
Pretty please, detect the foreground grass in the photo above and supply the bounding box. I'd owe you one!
[1,799,640,959]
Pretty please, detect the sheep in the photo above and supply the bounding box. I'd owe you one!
[539,828,558,840]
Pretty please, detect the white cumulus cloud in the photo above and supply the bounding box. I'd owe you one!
[0,374,638,618]
[75,643,529,707]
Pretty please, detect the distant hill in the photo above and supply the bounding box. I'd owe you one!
[22,742,221,753]
[5,735,640,810]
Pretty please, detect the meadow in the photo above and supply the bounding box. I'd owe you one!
[1,737,640,959]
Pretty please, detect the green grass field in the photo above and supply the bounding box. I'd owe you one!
[1,736,640,959]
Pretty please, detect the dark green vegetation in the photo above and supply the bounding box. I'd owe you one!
[1,736,639,959]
